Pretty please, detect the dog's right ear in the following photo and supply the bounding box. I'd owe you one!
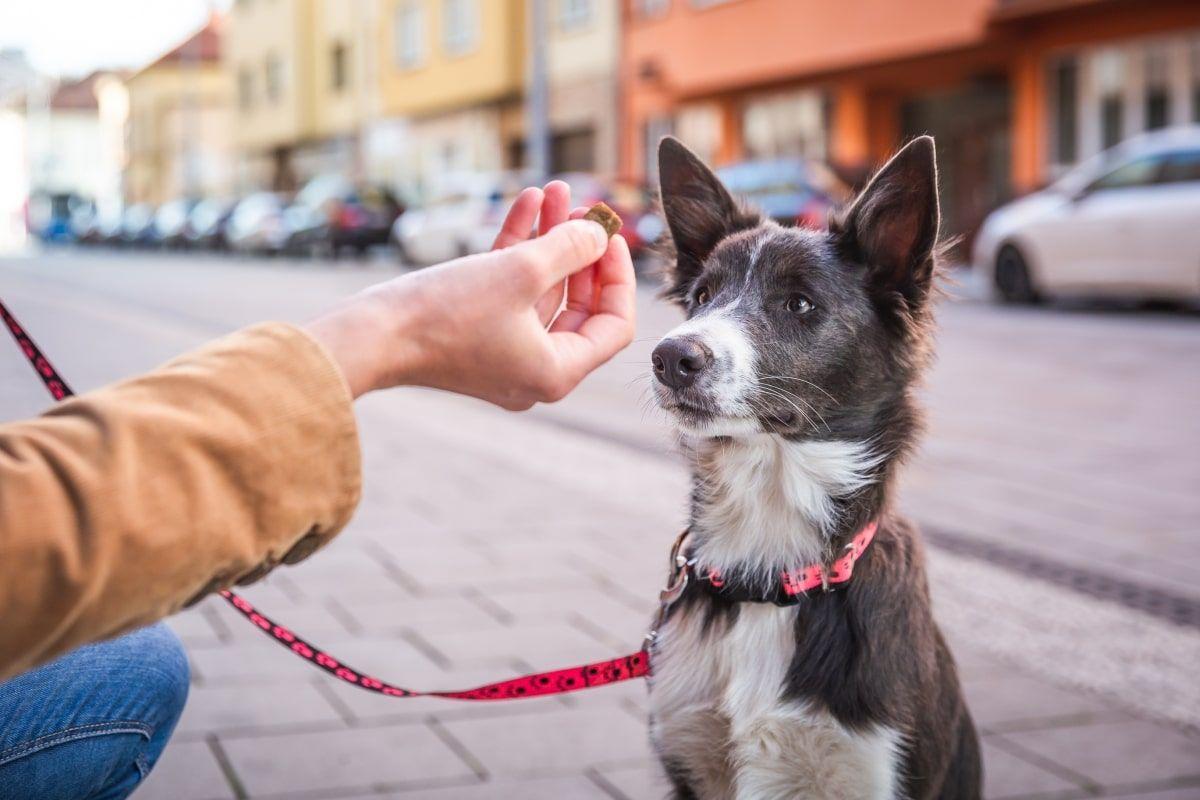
[657,137,755,302]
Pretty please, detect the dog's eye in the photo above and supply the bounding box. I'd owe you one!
[786,295,814,314]
[695,287,711,306]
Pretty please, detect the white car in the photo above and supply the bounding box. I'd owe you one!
[973,127,1200,303]
[392,172,531,266]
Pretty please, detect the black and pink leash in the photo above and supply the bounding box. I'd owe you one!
[0,297,651,700]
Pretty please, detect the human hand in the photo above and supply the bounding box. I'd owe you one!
[305,183,636,409]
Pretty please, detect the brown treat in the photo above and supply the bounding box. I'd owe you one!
[584,202,622,239]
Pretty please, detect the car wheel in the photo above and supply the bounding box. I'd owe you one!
[995,245,1039,304]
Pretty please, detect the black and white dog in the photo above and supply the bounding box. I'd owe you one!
[646,136,982,799]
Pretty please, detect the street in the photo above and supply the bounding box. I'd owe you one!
[2,249,1199,799]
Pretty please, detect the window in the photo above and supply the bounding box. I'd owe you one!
[264,54,283,103]
[238,67,254,111]
[1094,48,1125,150]
[1088,154,1165,192]
[1161,150,1200,184]
[331,42,349,91]
[635,0,669,17]
[1191,38,1200,123]
[1051,58,1078,165]
[394,1,425,68]
[443,0,478,56]
[742,90,826,160]
[1144,45,1170,130]
[558,0,591,30]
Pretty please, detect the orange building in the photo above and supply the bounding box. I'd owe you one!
[621,0,1200,240]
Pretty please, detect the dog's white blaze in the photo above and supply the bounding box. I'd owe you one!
[692,436,881,583]
[650,603,902,799]
[662,309,757,417]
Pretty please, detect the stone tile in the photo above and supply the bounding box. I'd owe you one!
[439,706,653,779]
[995,720,1200,789]
[175,681,344,736]
[964,673,1117,731]
[331,593,505,636]
[221,724,476,797]
[1104,786,1200,799]
[592,761,670,800]
[479,585,650,646]
[385,775,613,799]
[135,739,235,800]
[189,632,429,685]
[414,621,618,669]
[982,739,1083,799]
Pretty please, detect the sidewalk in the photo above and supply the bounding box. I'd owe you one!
[139,387,1200,800]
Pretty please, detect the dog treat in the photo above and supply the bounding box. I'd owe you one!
[584,202,622,239]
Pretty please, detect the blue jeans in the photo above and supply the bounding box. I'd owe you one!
[0,624,190,800]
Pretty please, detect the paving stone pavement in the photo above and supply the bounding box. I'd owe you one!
[1,253,1198,798]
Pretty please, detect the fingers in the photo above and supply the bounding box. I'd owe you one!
[547,234,636,383]
[538,181,571,235]
[492,187,543,250]
[517,219,610,295]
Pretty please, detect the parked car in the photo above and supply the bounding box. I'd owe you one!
[392,172,531,265]
[26,192,90,244]
[716,158,849,230]
[225,192,288,255]
[284,174,403,258]
[119,204,158,248]
[153,198,200,249]
[184,198,236,250]
[974,127,1200,304]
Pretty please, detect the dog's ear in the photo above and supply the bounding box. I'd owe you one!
[658,137,757,302]
[832,136,940,302]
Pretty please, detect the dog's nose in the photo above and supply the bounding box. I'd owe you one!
[652,338,710,389]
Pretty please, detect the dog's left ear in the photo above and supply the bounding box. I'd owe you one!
[832,136,940,301]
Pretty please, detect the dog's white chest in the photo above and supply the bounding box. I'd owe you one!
[650,604,903,799]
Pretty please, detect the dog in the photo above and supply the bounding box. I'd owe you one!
[645,136,982,799]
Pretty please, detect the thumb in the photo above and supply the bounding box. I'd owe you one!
[518,219,609,290]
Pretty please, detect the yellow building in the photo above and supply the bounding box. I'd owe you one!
[373,0,526,193]
[125,17,233,204]
[227,0,378,191]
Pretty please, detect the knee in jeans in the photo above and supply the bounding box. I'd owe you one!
[137,624,191,731]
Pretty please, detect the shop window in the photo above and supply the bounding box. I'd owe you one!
[1094,48,1125,150]
[1191,38,1200,123]
[331,42,349,92]
[676,103,722,164]
[1144,45,1170,130]
[1051,58,1078,164]
[238,67,254,111]
[264,54,284,103]
[1101,96,1124,150]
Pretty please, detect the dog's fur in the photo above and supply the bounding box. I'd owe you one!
[646,136,981,799]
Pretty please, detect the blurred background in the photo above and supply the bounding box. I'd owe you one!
[1,1,1199,798]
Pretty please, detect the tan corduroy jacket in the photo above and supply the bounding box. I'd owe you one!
[0,323,362,681]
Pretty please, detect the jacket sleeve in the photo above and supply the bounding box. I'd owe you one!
[0,322,362,681]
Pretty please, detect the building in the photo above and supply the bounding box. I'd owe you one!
[545,0,621,176]
[373,0,527,195]
[621,0,1200,242]
[125,16,233,204]
[227,0,378,191]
